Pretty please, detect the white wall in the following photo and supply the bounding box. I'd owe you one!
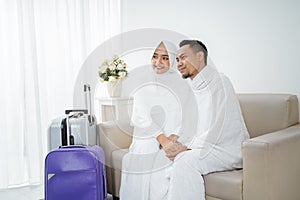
[121,0,300,105]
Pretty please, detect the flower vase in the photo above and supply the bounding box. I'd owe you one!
[107,80,122,97]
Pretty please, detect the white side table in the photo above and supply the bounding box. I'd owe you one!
[96,97,133,123]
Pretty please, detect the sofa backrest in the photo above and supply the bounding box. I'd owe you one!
[237,94,299,138]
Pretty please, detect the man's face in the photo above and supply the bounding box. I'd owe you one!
[176,45,200,79]
[151,43,170,74]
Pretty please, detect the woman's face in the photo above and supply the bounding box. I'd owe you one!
[151,43,170,74]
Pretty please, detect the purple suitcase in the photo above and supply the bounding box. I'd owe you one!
[45,145,107,200]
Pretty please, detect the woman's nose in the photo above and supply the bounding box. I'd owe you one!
[156,57,162,65]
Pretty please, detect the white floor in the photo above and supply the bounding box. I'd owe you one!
[0,185,113,200]
[0,185,44,200]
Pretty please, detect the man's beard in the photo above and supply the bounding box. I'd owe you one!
[182,72,191,79]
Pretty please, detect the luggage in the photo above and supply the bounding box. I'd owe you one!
[48,84,97,151]
[45,145,107,200]
[45,94,107,199]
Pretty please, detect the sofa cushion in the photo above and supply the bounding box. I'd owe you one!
[204,170,243,200]
[206,196,223,200]
[112,149,243,200]
[98,121,132,166]
[238,94,299,138]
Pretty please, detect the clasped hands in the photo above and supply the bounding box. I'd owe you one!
[158,134,188,161]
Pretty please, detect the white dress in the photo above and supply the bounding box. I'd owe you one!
[120,72,197,200]
[119,41,198,200]
[129,83,181,153]
[120,82,178,200]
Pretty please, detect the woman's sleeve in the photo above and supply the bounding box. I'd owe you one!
[130,94,164,138]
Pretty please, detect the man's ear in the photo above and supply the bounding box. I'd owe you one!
[196,51,204,62]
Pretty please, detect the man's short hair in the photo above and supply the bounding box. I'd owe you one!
[179,40,208,65]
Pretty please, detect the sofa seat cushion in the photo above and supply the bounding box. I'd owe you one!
[204,170,243,200]
[113,149,243,200]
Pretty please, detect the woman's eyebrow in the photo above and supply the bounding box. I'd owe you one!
[153,52,169,57]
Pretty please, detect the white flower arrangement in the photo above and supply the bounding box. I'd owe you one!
[98,56,128,82]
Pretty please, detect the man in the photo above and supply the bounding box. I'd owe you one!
[158,40,249,199]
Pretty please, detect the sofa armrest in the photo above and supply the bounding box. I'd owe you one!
[97,121,133,167]
[242,123,300,200]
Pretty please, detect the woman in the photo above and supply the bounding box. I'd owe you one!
[119,41,197,200]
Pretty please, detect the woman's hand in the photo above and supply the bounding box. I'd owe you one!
[157,133,179,149]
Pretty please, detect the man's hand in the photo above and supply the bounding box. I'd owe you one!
[163,140,187,161]
[157,134,188,160]
[167,134,179,141]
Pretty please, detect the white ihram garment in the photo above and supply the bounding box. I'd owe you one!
[167,66,249,200]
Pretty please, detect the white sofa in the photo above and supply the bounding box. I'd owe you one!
[97,93,300,200]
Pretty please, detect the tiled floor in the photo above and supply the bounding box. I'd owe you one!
[0,185,114,200]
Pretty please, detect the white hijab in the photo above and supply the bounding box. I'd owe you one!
[130,41,198,148]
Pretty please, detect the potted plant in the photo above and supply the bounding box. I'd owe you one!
[98,56,128,97]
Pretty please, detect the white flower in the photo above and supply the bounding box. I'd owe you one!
[119,71,126,78]
[99,56,128,82]
[108,76,117,82]
[108,63,115,70]
[117,63,124,70]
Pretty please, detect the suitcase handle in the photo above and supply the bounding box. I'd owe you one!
[65,109,87,146]
[65,109,88,115]
[59,145,86,149]
[84,83,95,125]
[84,84,90,92]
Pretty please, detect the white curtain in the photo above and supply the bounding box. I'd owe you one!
[0,0,121,189]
